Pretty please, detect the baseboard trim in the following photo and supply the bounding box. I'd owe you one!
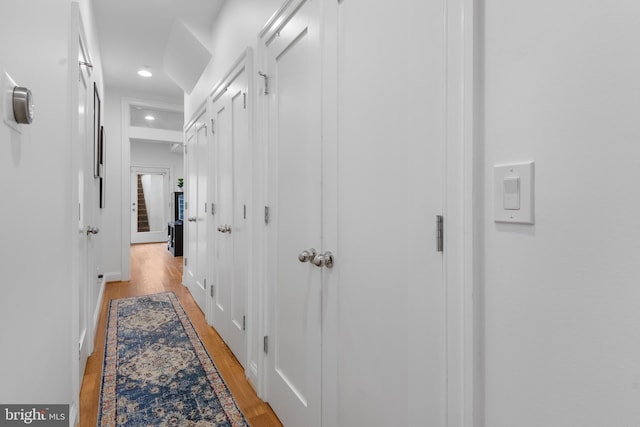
[93,276,106,337]
[69,402,78,427]
[104,272,121,283]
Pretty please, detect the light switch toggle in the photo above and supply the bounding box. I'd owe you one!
[503,176,520,210]
[493,161,534,224]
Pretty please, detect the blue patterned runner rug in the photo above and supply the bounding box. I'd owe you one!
[97,292,248,426]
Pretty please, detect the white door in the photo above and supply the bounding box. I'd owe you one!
[184,125,197,289]
[75,24,97,384]
[130,167,170,244]
[76,42,90,380]
[195,120,209,311]
[184,115,208,311]
[260,0,447,425]
[332,0,446,425]
[262,1,323,425]
[211,63,250,367]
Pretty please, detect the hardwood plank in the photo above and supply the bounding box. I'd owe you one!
[79,242,282,426]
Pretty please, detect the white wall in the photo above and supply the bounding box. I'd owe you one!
[482,1,640,425]
[101,87,181,281]
[185,0,282,120]
[131,140,184,182]
[0,0,103,409]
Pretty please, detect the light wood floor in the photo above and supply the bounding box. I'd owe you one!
[79,242,282,426]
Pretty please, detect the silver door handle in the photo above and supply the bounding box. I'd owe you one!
[298,248,317,263]
[188,217,197,222]
[86,226,100,235]
[217,224,231,233]
[312,251,334,268]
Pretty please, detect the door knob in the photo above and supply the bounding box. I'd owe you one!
[312,251,334,268]
[217,224,231,233]
[86,226,99,235]
[298,248,317,263]
[188,217,197,222]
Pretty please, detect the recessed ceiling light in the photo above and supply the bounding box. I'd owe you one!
[145,115,155,121]
[138,69,153,78]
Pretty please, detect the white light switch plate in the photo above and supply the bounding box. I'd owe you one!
[494,161,534,224]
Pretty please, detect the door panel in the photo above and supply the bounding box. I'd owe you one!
[264,1,322,426]
[214,102,231,328]
[229,72,250,364]
[184,126,196,291]
[211,64,250,367]
[194,122,209,311]
[184,117,208,312]
[77,50,90,380]
[335,0,446,425]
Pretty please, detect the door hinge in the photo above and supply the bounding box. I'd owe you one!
[204,202,207,213]
[436,215,444,252]
[210,283,215,298]
[264,206,270,225]
[204,278,207,289]
[263,336,269,354]
[184,258,188,267]
[185,201,188,210]
[242,315,246,331]
[211,203,216,216]
[243,92,247,109]
[243,204,247,220]
[258,71,270,95]
[211,119,215,134]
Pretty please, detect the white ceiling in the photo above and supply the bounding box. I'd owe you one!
[93,0,225,100]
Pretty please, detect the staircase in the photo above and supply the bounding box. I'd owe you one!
[137,175,150,232]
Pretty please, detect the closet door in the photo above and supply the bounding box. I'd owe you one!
[211,60,251,368]
[259,0,448,425]
[262,1,323,426]
[184,113,208,312]
[334,0,447,425]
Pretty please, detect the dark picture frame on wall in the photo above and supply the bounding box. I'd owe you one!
[99,126,106,208]
[93,82,102,178]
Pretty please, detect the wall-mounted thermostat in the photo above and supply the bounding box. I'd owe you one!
[3,72,34,132]
[494,161,535,224]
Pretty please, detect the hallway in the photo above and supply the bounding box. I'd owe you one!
[79,243,281,426]
[3,1,640,425]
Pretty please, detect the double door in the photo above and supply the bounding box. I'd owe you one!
[260,0,447,426]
